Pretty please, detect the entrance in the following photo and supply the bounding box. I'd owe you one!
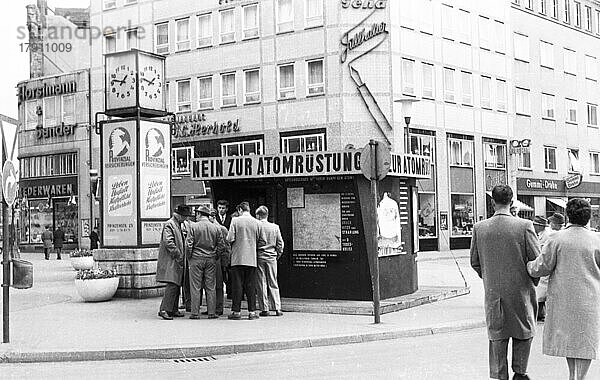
[210,179,276,220]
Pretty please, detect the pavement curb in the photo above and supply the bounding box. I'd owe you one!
[0,319,486,364]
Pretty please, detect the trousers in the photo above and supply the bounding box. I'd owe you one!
[256,258,281,311]
[189,257,216,315]
[489,337,532,379]
[230,265,257,313]
[159,282,180,315]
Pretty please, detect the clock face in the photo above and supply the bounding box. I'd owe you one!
[140,65,162,100]
[109,65,136,100]
[106,53,137,111]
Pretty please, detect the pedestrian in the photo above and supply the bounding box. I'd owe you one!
[215,199,233,298]
[532,215,550,322]
[537,213,565,322]
[41,226,53,260]
[89,227,100,250]
[53,226,65,260]
[255,206,284,317]
[527,199,600,380]
[470,184,540,380]
[179,217,192,313]
[156,205,194,320]
[510,206,519,217]
[186,206,226,319]
[227,201,261,320]
[208,208,231,316]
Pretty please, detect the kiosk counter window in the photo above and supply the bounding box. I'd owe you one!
[451,194,474,236]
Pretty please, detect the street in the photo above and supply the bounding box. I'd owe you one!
[4,326,599,379]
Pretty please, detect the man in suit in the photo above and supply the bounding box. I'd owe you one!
[53,226,65,260]
[227,201,261,320]
[255,206,284,317]
[470,184,540,380]
[216,200,232,298]
[41,226,53,260]
[156,205,194,320]
[208,208,231,315]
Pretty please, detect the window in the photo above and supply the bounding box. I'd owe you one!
[221,139,263,156]
[221,72,237,107]
[281,132,324,153]
[518,149,531,169]
[526,0,534,9]
[176,18,190,51]
[484,143,506,169]
[494,21,505,53]
[551,0,558,18]
[457,9,470,44]
[496,79,507,111]
[198,76,213,110]
[105,33,116,54]
[307,59,324,96]
[588,103,598,127]
[585,55,597,80]
[172,147,193,175]
[515,88,530,115]
[448,139,473,166]
[104,0,116,10]
[220,9,235,43]
[244,69,261,103]
[564,48,577,74]
[62,94,75,124]
[422,63,434,99]
[540,0,547,14]
[574,1,581,27]
[305,0,323,28]
[480,76,491,109]
[25,100,37,129]
[43,97,59,127]
[165,83,170,111]
[402,58,415,95]
[513,0,520,5]
[400,0,416,29]
[278,63,295,99]
[564,0,571,23]
[419,0,434,34]
[243,4,259,39]
[544,146,557,171]
[277,0,294,33]
[542,93,555,119]
[155,23,169,54]
[20,153,77,179]
[514,33,529,62]
[441,5,454,40]
[568,148,580,172]
[126,29,138,50]
[450,194,474,237]
[590,152,600,174]
[443,67,455,102]
[461,71,473,106]
[125,0,137,4]
[566,98,577,123]
[585,6,592,31]
[540,41,554,68]
[478,16,491,50]
[176,79,191,112]
[197,13,212,48]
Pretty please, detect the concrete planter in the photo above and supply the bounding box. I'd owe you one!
[74,277,119,302]
[71,256,94,271]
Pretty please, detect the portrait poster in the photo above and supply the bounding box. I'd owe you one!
[139,120,171,219]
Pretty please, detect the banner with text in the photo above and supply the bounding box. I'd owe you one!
[140,120,171,219]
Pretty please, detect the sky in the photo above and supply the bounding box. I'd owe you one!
[0,0,89,120]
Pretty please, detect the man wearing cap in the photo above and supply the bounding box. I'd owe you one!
[470,185,540,380]
[186,205,227,319]
[536,213,565,322]
[156,205,194,320]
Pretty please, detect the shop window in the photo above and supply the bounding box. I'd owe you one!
[243,4,259,39]
[422,63,434,99]
[568,148,580,172]
[418,193,436,238]
[544,146,557,171]
[590,152,600,174]
[564,48,577,75]
[221,139,263,156]
[278,63,295,99]
[62,94,75,124]
[587,103,598,127]
[25,100,38,129]
[450,194,474,236]
[277,0,294,33]
[197,13,212,47]
[402,59,415,96]
[484,143,506,169]
[541,93,555,119]
[305,0,323,28]
[155,22,169,54]
[461,71,473,106]
[55,201,78,243]
[43,97,59,127]
[514,32,529,62]
[197,76,213,110]
[307,59,324,96]
[221,72,237,107]
[172,146,193,175]
[479,75,490,108]
[515,87,530,115]
[566,98,577,122]
[105,33,116,54]
[281,133,324,153]
[448,139,473,167]
[517,195,535,220]
[176,79,191,113]
[26,200,53,244]
[220,9,235,44]
[244,69,260,104]
[443,67,455,102]
[585,55,597,80]
[496,79,507,111]
[126,28,138,50]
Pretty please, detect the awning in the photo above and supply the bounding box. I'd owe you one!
[486,192,534,212]
[547,197,567,209]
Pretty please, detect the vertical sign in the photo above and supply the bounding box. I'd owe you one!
[102,120,138,246]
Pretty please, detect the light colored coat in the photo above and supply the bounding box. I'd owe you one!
[527,225,600,359]
[257,219,284,261]
[470,211,540,340]
[227,213,261,267]
[156,217,186,286]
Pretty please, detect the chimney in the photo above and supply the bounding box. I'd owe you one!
[26,4,43,78]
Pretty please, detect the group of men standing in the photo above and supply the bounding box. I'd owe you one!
[156,200,284,321]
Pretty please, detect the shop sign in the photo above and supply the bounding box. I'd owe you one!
[565,173,583,189]
[340,21,388,63]
[20,181,77,198]
[517,177,565,193]
[341,0,387,9]
[171,112,240,139]
[388,154,431,179]
[18,80,77,103]
[485,170,507,191]
[36,123,76,140]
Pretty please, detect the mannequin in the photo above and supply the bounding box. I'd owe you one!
[377,192,402,250]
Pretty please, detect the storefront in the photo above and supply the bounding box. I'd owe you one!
[410,129,437,251]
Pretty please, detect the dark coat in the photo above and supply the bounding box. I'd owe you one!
[89,230,99,250]
[216,213,232,230]
[156,217,186,286]
[470,211,540,340]
[53,229,65,248]
[41,229,53,249]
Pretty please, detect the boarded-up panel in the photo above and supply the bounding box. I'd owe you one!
[450,167,474,193]
[292,193,341,251]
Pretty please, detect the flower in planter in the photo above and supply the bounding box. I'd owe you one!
[76,268,118,280]
[70,249,94,258]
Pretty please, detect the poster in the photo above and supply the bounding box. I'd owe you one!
[142,221,165,245]
[139,120,171,219]
[292,193,341,251]
[377,192,405,257]
[287,187,305,208]
[102,120,137,246]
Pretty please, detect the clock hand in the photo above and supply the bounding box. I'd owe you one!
[141,77,151,84]
[148,77,156,85]
[120,75,128,85]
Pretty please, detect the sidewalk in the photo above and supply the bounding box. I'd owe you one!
[0,251,484,363]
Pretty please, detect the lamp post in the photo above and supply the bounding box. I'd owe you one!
[394,98,420,154]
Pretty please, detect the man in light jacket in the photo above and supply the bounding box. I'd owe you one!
[255,206,284,317]
[470,185,540,380]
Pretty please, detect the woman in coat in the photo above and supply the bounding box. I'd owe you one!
[527,198,600,380]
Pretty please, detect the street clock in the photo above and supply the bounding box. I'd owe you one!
[105,49,167,117]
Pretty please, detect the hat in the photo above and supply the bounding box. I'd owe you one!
[532,215,548,226]
[174,204,194,217]
[196,205,212,216]
[209,208,218,216]
[548,212,565,225]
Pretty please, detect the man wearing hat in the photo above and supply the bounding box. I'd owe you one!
[156,204,194,320]
[186,205,227,319]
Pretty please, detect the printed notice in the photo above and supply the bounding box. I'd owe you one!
[107,175,133,217]
[140,120,170,218]
[292,193,341,251]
